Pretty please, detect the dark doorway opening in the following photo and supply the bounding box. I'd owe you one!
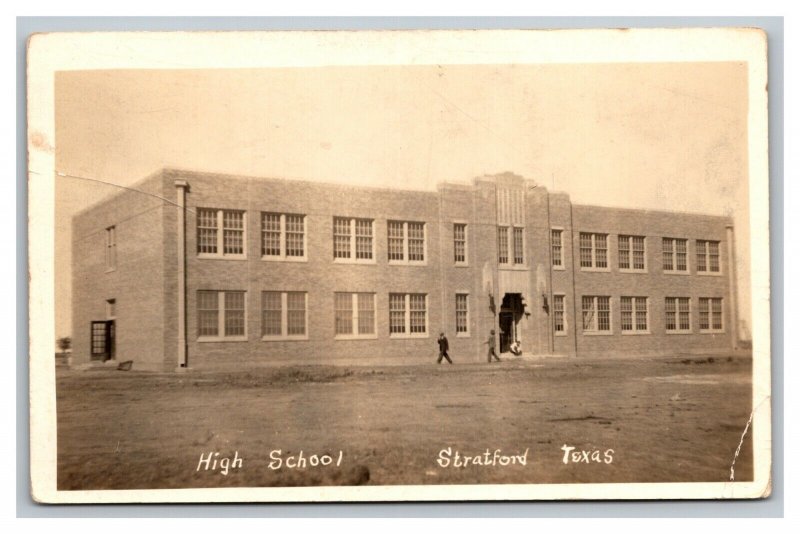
[499,293,524,353]
[90,320,115,362]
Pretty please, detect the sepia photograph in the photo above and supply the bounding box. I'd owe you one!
[27,28,771,502]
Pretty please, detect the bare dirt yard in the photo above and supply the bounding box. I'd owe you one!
[56,352,753,490]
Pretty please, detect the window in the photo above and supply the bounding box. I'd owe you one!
[498,226,524,265]
[662,238,688,272]
[455,293,469,335]
[105,226,116,271]
[551,229,564,268]
[197,208,246,258]
[699,297,723,332]
[582,296,611,333]
[453,223,467,264]
[579,233,608,269]
[620,296,648,333]
[389,293,428,337]
[197,290,246,340]
[106,299,116,319]
[387,221,426,263]
[333,217,374,261]
[497,227,509,264]
[553,294,566,334]
[513,227,524,264]
[619,235,646,271]
[261,213,306,260]
[665,297,691,332]
[696,240,721,273]
[261,291,308,339]
[334,292,376,338]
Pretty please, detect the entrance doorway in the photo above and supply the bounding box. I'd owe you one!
[90,320,115,362]
[498,293,524,353]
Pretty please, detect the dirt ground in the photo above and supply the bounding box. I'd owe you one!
[56,352,753,490]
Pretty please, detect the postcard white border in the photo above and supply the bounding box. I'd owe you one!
[27,28,771,503]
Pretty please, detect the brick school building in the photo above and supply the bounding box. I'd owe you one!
[71,169,740,371]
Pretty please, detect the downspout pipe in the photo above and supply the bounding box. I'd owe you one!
[175,179,189,369]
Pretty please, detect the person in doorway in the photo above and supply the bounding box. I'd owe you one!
[484,329,501,363]
[437,332,453,364]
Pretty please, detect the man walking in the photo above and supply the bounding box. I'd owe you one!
[437,332,453,364]
[485,329,501,363]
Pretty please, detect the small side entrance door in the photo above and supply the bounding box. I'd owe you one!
[90,320,115,362]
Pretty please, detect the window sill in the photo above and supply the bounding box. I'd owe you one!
[388,260,428,267]
[454,263,470,268]
[580,267,611,273]
[334,334,378,340]
[699,329,725,334]
[665,330,693,335]
[696,271,723,276]
[197,254,248,261]
[333,258,376,265]
[261,335,310,341]
[197,336,248,343]
[499,264,528,271]
[389,333,430,340]
[618,268,648,274]
[582,331,613,336]
[554,332,568,337]
[262,256,308,263]
[662,270,690,275]
[621,330,651,335]
[455,332,470,338]
[552,265,566,271]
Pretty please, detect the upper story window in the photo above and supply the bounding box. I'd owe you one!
[579,232,608,270]
[498,226,524,265]
[662,238,688,272]
[454,223,467,264]
[551,229,564,268]
[618,235,646,271]
[696,240,721,273]
[197,208,246,258]
[387,221,426,264]
[333,217,374,262]
[261,212,306,260]
[105,226,117,271]
[197,290,246,340]
[106,298,116,319]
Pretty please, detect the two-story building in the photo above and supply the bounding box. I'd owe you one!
[71,169,739,370]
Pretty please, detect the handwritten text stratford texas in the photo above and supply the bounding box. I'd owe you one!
[196,445,614,475]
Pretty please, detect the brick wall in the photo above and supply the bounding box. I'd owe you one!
[73,168,737,370]
[71,172,168,371]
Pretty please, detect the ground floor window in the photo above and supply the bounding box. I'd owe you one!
[699,297,723,332]
[455,293,469,334]
[620,296,648,333]
[665,297,691,332]
[389,293,428,337]
[197,290,246,340]
[261,291,308,339]
[582,296,610,333]
[334,292,376,338]
[553,294,566,334]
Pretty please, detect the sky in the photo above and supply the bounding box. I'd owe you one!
[54,63,750,340]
